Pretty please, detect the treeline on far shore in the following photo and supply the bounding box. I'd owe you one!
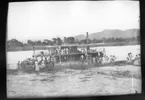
[6,36,140,52]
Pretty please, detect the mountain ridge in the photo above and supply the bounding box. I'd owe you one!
[75,29,139,41]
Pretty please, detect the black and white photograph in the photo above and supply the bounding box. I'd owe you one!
[6,1,141,98]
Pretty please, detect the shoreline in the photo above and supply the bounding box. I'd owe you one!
[7,42,140,52]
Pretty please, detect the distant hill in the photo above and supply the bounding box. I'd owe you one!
[75,34,86,41]
[75,29,139,41]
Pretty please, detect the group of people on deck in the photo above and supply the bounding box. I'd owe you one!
[126,52,140,64]
[34,52,56,71]
[17,51,55,71]
[93,49,117,64]
[80,48,117,64]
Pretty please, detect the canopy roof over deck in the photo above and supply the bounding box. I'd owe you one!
[32,43,104,50]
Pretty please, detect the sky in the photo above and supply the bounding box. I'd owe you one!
[7,1,139,43]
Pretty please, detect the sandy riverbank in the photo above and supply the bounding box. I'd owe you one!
[7,65,141,98]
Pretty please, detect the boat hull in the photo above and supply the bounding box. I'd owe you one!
[15,59,140,73]
[94,60,140,67]
[17,63,54,73]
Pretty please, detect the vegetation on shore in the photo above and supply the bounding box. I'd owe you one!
[6,36,140,52]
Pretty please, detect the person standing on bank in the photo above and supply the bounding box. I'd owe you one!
[34,60,39,74]
[17,61,21,69]
[103,48,106,57]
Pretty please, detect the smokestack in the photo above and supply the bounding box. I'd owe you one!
[86,32,89,63]
[86,32,89,44]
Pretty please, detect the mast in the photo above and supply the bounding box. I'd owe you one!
[59,45,61,63]
[57,38,61,63]
[86,32,89,63]
[86,32,89,44]
[33,45,35,56]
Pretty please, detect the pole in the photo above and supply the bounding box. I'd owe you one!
[86,32,89,44]
[86,32,89,63]
[132,74,134,93]
[33,45,35,56]
[59,46,62,64]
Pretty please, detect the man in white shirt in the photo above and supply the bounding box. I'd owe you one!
[34,60,40,73]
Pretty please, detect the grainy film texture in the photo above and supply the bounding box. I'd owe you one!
[7,1,141,98]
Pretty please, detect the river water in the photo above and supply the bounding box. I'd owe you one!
[7,45,141,98]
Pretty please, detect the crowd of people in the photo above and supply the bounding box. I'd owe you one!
[17,51,55,71]
[91,53,117,64]
[126,52,140,64]
[79,48,117,65]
